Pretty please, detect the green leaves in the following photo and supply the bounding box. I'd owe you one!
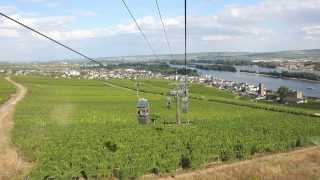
[103,141,118,153]
[0,76,16,104]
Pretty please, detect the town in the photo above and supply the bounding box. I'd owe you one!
[0,63,313,105]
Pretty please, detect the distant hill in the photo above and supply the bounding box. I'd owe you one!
[246,49,320,60]
[22,49,320,64]
[185,49,320,61]
[127,49,320,62]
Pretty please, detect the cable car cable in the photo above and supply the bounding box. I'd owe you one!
[120,0,160,61]
[155,0,174,61]
[0,12,105,68]
[120,0,158,123]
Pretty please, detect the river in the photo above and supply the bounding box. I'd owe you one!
[170,64,320,98]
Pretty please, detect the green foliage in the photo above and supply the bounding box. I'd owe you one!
[180,154,192,169]
[0,76,16,104]
[150,113,161,124]
[11,76,320,179]
[104,141,118,152]
[260,71,320,81]
[234,142,245,160]
[277,86,289,103]
[106,62,198,76]
[108,79,319,115]
[196,64,237,72]
[220,149,232,162]
[250,145,258,155]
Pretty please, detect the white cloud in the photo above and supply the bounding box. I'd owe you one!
[202,35,243,41]
[0,6,17,14]
[303,26,320,36]
[5,0,318,42]
[1,14,75,29]
[39,29,102,41]
[216,0,320,26]
[0,29,19,38]
[1,0,320,61]
[302,26,320,40]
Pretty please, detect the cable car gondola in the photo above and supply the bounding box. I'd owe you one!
[182,96,188,113]
[166,96,172,109]
[136,98,149,124]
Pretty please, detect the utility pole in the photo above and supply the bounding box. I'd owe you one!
[176,91,181,125]
[184,0,187,97]
[136,82,140,98]
[175,0,187,125]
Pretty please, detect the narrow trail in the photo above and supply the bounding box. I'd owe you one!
[0,77,31,180]
[151,146,320,180]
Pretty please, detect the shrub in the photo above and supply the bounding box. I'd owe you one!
[112,168,126,180]
[220,149,232,162]
[150,167,160,175]
[180,154,192,169]
[295,137,305,147]
[103,141,118,152]
[234,143,245,160]
[250,145,258,155]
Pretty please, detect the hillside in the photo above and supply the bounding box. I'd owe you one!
[247,49,320,60]
[9,76,320,179]
[14,49,320,64]
[189,49,320,61]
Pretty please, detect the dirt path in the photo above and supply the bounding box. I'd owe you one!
[0,77,31,180]
[149,146,320,180]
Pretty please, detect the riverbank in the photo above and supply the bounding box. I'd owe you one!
[239,70,320,83]
[198,70,320,98]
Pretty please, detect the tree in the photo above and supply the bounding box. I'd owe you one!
[277,86,289,103]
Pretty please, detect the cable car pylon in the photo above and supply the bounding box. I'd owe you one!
[121,0,189,125]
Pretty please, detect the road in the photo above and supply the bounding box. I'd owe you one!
[0,77,31,180]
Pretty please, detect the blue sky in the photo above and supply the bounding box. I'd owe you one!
[0,0,320,62]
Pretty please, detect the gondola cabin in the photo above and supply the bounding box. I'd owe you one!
[166,96,172,109]
[182,96,189,113]
[136,98,149,124]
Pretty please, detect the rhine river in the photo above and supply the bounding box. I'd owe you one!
[170,64,320,98]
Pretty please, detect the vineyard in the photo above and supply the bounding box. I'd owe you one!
[107,78,320,116]
[11,76,320,179]
[0,76,16,104]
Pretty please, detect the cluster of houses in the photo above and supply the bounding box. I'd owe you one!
[253,59,319,74]
[81,68,158,80]
[200,76,307,104]
[0,69,51,76]
[278,60,315,73]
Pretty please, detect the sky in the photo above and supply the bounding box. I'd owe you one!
[0,0,320,62]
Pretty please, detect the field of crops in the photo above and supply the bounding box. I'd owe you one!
[12,76,320,179]
[0,76,16,104]
[107,78,320,116]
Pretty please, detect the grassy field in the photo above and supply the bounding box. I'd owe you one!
[12,76,320,179]
[0,76,16,104]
